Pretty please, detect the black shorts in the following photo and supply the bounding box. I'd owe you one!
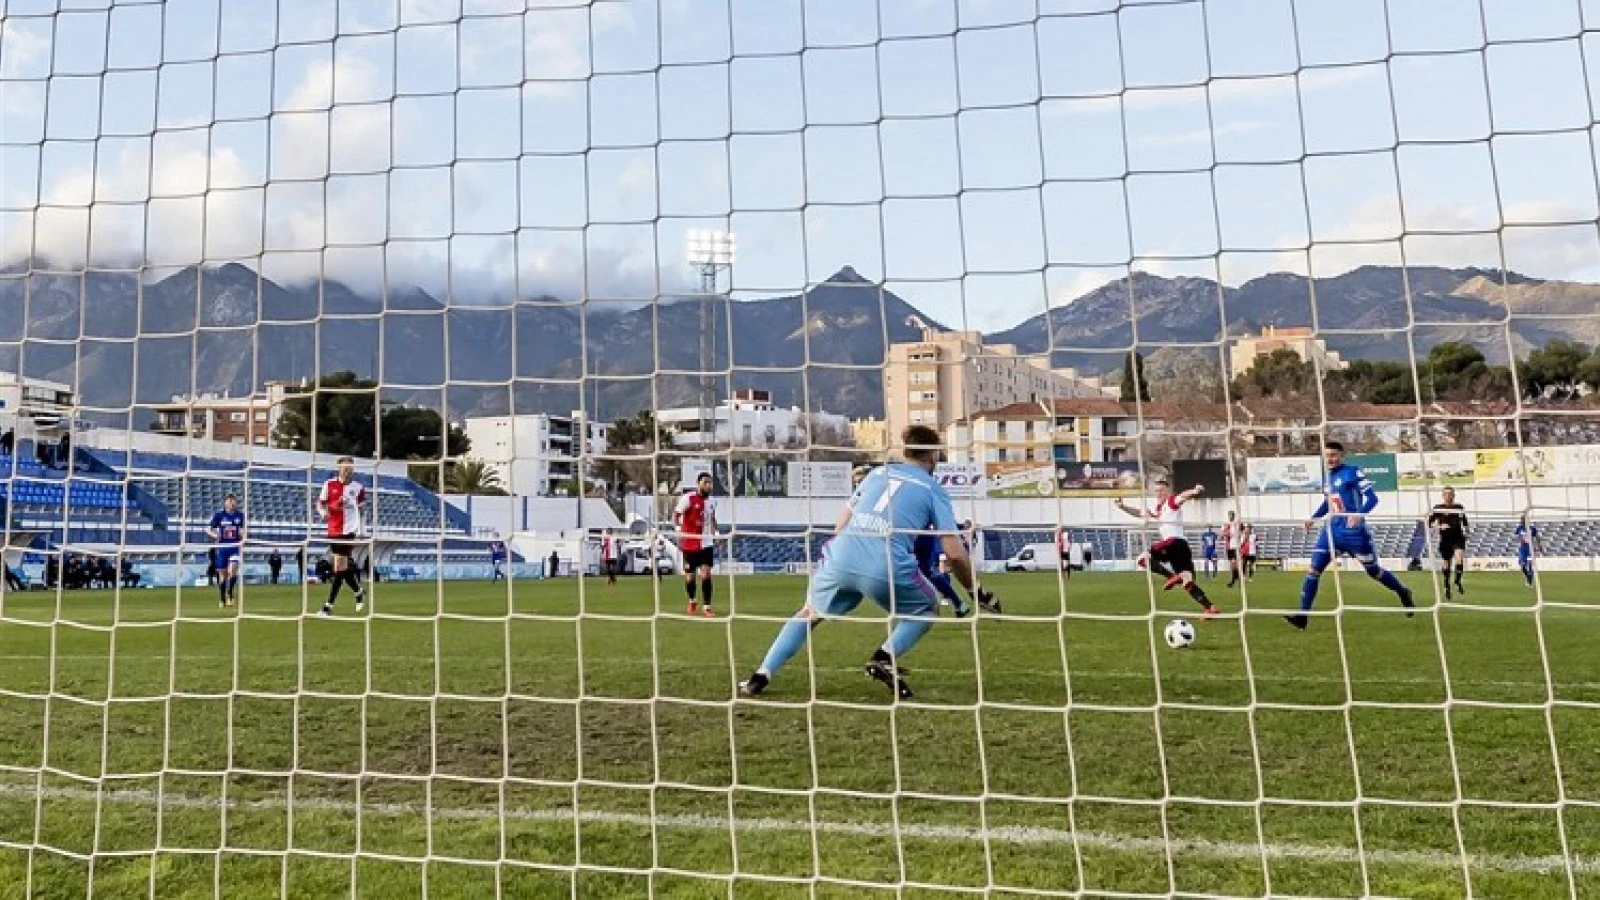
[329,535,361,558]
[1150,538,1195,576]
[1438,536,1466,558]
[1225,549,1238,561]
[683,547,715,571]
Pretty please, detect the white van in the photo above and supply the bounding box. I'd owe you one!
[1005,543,1061,572]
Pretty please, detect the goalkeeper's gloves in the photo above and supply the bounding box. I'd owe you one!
[975,586,1001,614]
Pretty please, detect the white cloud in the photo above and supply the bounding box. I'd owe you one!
[0,17,51,79]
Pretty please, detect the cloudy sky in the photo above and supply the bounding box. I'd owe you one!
[3,0,1599,332]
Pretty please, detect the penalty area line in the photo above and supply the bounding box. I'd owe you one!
[0,782,1589,877]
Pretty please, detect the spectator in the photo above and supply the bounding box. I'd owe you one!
[548,550,560,579]
[0,428,13,456]
[268,549,283,584]
[297,547,306,582]
[57,431,70,470]
[97,557,116,589]
[44,556,58,589]
[205,548,218,586]
[119,557,140,589]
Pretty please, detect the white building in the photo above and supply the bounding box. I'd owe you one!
[656,389,850,450]
[462,412,609,497]
[0,371,75,439]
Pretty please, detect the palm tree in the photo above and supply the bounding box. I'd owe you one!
[445,458,505,495]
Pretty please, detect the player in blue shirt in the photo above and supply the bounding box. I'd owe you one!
[207,492,246,608]
[488,538,508,582]
[739,426,997,699]
[915,528,970,617]
[1286,442,1415,630]
[1515,513,1542,586]
[1200,526,1219,579]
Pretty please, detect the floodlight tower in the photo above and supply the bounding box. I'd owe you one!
[686,230,735,448]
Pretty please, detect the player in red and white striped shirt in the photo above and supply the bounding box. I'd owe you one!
[317,456,368,617]
[674,472,719,616]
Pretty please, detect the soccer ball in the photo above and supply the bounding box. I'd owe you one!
[1164,619,1197,649]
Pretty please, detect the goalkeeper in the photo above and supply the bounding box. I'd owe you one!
[739,426,997,700]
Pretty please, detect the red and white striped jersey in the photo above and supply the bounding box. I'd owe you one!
[674,492,716,552]
[319,477,367,537]
[1147,495,1185,541]
[1220,520,1235,550]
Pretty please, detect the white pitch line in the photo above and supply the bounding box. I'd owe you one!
[0,782,1589,877]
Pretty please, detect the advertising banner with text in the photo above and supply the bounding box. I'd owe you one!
[1347,453,1398,492]
[984,462,1059,498]
[933,462,986,498]
[785,462,854,498]
[1246,456,1323,493]
[1054,460,1146,497]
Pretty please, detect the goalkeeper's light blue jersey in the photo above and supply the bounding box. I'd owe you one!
[830,463,958,579]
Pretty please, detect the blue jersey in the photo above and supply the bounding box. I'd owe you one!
[1515,524,1538,556]
[1314,463,1378,535]
[830,463,958,578]
[914,533,941,575]
[210,510,245,546]
[1201,531,1218,558]
[489,541,507,562]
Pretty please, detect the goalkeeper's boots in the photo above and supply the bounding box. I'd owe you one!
[738,672,768,696]
[976,587,1001,614]
[865,651,914,700]
[1284,614,1309,630]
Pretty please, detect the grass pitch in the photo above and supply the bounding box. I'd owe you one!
[1,567,1599,899]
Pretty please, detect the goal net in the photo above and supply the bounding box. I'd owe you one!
[3,0,1599,897]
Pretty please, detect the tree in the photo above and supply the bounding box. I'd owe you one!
[1230,348,1317,401]
[274,371,469,460]
[1325,360,1417,405]
[381,405,469,460]
[1519,340,1592,400]
[1423,342,1495,402]
[409,457,507,496]
[596,410,677,495]
[273,371,379,456]
[1119,351,1151,403]
[1580,346,1600,394]
[446,458,506,495]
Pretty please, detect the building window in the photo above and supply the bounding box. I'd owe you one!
[229,412,247,423]
[254,411,268,422]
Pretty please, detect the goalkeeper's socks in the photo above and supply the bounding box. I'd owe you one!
[699,578,714,611]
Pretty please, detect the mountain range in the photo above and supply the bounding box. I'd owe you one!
[2,262,1596,423]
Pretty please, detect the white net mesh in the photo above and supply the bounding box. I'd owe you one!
[3,0,1600,897]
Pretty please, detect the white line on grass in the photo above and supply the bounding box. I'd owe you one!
[0,782,1589,877]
